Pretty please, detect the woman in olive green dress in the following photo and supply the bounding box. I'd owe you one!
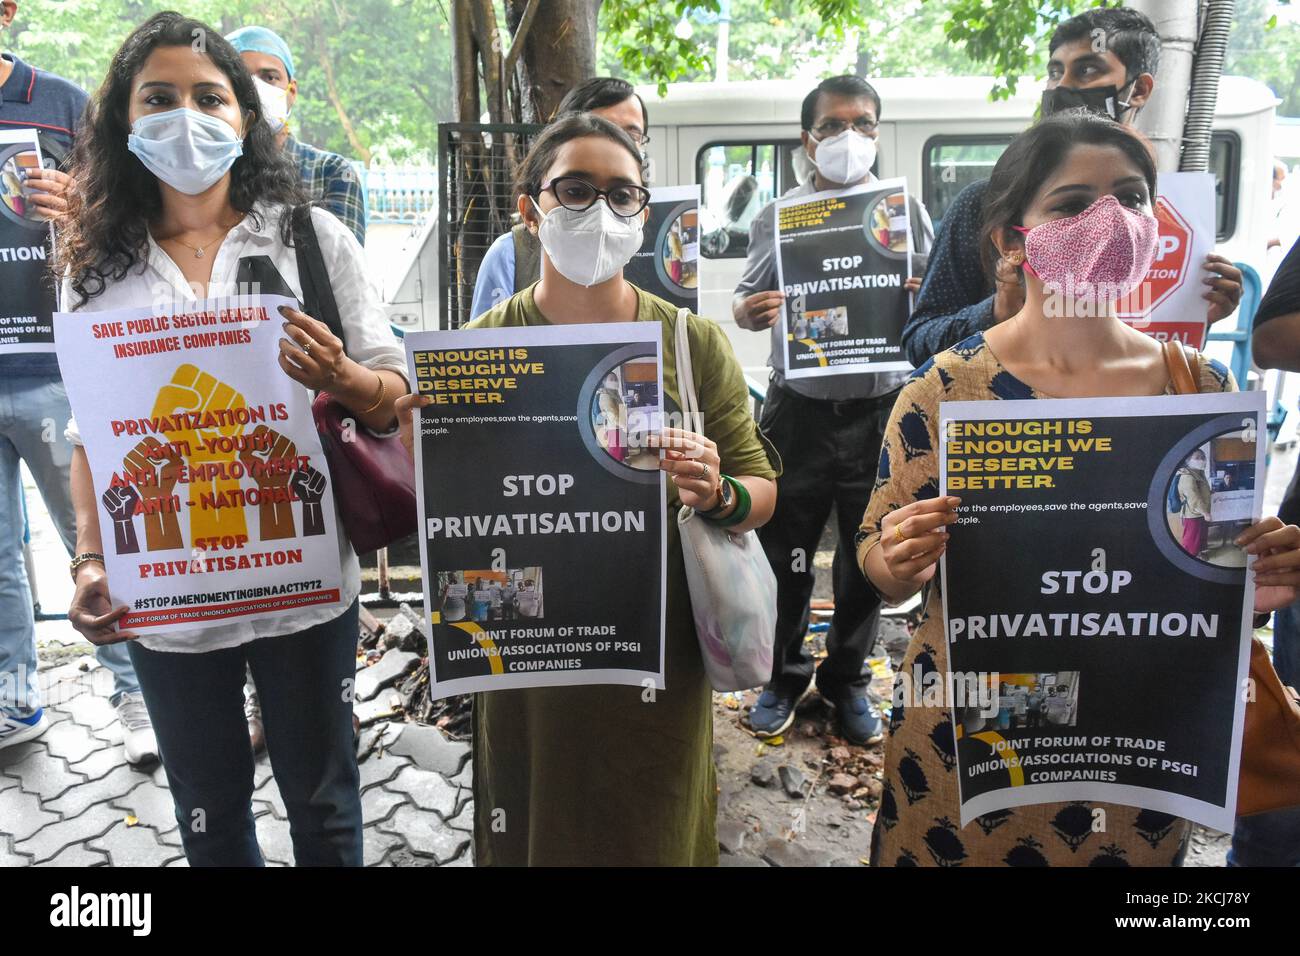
[414,115,779,865]
[859,111,1300,866]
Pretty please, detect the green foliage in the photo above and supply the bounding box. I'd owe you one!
[601,0,714,95]
[21,0,1286,160]
[597,0,984,86]
[1225,0,1300,114]
[6,0,453,163]
[925,0,1086,99]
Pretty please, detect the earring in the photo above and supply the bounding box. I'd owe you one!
[1004,250,1025,266]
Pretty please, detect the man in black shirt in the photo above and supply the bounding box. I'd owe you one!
[902,6,1243,367]
[1234,236,1300,866]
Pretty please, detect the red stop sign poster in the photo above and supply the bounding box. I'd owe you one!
[1117,172,1216,348]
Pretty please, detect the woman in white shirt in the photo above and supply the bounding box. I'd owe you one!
[57,12,407,866]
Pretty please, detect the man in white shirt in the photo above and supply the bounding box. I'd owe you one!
[735,76,933,745]
[500,579,518,621]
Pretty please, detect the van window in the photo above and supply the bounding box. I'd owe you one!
[1209,130,1238,242]
[922,135,1014,224]
[697,140,799,259]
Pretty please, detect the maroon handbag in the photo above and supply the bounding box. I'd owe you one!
[294,206,417,554]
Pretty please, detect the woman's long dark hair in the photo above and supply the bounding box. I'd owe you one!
[979,109,1158,277]
[59,11,304,305]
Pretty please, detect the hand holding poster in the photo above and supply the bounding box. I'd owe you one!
[0,129,57,354]
[407,323,666,698]
[775,179,913,378]
[1117,171,1217,348]
[55,295,342,633]
[624,185,700,310]
[939,391,1265,832]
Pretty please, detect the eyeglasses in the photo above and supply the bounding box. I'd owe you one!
[540,176,651,218]
[812,118,879,138]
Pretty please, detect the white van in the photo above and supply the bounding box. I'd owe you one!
[636,75,1279,379]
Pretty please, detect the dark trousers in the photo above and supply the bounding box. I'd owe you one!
[1229,597,1300,866]
[127,601,363,866]
[1228,455,1300,866]
[758,381,895,698]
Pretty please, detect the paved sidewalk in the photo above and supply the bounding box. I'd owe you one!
[1,646,474,867]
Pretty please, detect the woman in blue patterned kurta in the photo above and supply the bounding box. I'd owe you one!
[857,111,1300,866]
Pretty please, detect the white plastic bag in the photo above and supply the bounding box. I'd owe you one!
[673,309,777,691]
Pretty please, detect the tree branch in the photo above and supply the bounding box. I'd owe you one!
[467,0,505,123]
[503,0,543,78]
[315,29,372,165]
[451,0,482,123]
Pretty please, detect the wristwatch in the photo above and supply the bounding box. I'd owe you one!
[698,475,734,517]
[69,552,105,581]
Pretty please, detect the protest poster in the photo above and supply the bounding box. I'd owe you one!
[1117,172,1217,349]
[774,178,913,379]
[0,129,57,354]
[938,390,1265,832]
[407,322,666,698]
[54,294,342,634]
[624,184,699,310]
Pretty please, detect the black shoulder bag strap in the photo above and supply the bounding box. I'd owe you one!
[291,204,347,350]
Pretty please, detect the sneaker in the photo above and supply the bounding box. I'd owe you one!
[115,692,160,769]
[245,690,266,755]
[747,678,813,738]
[830,692,884,746]
[0,708,50,750]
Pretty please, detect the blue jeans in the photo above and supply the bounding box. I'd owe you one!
[126,601,363,866]
[1229,600,1300,866]
[0,374,138,713]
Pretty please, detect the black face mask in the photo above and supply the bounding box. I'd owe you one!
[1040,82,1134,121]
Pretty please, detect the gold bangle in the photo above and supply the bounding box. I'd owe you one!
[360,374,386,415]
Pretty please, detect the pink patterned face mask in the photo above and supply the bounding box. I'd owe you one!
[1013,193,1159,303]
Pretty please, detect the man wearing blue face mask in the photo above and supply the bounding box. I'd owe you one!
[902,6,1243,367]
[225,26,367,246]
[733,75,934,746]
[0,0,158,764]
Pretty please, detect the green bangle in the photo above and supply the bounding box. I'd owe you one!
[708,476,751,528]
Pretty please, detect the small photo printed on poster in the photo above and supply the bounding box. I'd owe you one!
[658,205,699,295]
[790,305,849,343]
[0,140,43,227]
[958,673,1081,735]
[863,190,909,255]
[435,568,544,623]
[1164,426,1258,569]
[590,355,661,471]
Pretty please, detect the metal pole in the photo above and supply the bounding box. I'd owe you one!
[715,0,731,83]
[1128,0,1200,172]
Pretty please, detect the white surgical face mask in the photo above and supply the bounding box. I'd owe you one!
[791,145,816,186]
[530,196,643,287]
[810,129,877,186]
[252,76,291,133]
[127,108,244,195]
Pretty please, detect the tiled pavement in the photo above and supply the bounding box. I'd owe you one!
[1,646,474,867]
